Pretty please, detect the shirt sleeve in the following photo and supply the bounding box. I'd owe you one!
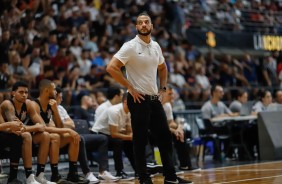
[114,42,133,65]
[201,105,212,119]
[108,108,119,126]
[163,103,173,121]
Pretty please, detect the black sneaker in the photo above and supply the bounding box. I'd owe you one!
[164,177,193,184]
[146,163,163,175]
[139,177,153,184]
[179,166,201,172]
[116,171,134,181]
[7,178,23,184]
[67,173,90,184]
[51,174,74,184]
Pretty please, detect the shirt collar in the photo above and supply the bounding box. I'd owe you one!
[135,35,151,46]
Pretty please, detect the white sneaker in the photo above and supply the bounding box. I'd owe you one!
[26,174,40,184]
[98,171,119,182]
[86,172,100,184]
[35,172,56,184]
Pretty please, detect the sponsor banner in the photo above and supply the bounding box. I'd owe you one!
[186,29,282,51]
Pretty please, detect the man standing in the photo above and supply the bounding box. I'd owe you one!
[1,81,53,184]
[106,12,193,184]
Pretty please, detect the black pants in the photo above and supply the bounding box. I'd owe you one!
[127,93,176,181]
[102,134,135,173]
[172,135,192,168]
[78,134,109,173]
[0,132,22,163]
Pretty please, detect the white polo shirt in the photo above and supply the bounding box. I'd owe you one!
[114,35,165,95]
[108,103,131,133]
[91,100,112,135]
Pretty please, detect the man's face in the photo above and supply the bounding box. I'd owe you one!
[117,89,125,103]
[276,91,282,104]
[239,92,248,104]
[13,87,28,103]
[214,86,224,99]
[136,15,153,36]
[56,93,63,105]
[165,89,174,102]
[48,83,57,99]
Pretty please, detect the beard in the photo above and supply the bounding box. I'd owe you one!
[137,28,151,36]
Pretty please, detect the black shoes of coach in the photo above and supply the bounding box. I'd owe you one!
[164,176,193,184]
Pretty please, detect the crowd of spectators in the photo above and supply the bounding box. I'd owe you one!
[1,0,282,108]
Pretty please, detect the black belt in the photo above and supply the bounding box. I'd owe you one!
[144,94,159,101]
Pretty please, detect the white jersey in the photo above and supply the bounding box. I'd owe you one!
[91,100,112,135]
[108,103,131,133]
[114,35,165,95]
[163,102,173,121]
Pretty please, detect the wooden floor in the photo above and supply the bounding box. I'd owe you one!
[1,160,282,183]
[118,161,282,184]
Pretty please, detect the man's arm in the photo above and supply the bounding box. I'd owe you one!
[62,118,75,129]
[49,99,64,128]
[109,124,132,141]
[106,57,132,89]
[106,57,144,103]
[0,100,18,121]
[158,62,168,90]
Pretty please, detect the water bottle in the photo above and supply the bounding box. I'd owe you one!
[154,147,162,165]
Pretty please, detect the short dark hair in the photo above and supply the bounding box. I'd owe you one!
[39,79,52,93]
[55,86,62,94]
[210,85,220,96]
[12,81,28,91]
[107,87,121,100]
[235,89,247,99]
[136,12,151,23]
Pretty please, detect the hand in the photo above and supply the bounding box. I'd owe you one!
[127,86,144,103]
[8,121,23,132]
[68,129,80,144]
[49,99,58,111]
[34,123,45,132]
[174,129,184,142]
[158,90,166,102]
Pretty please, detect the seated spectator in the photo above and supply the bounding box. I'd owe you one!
[268,90,282,111]
[0,112,25,183]
[229,90,251,115]
[162,85,200,171]
[55,87,119,183]
[252,90,273,114]
[91,87,134,180]
[74,94,98,126]
[1,81,54,184]
[201,85,238,160]
[31,79,89,184]
[108,93,135,180]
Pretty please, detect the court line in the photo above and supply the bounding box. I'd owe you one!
[203,160,282,171]
[213,174,282,184]
[201,168,282,172]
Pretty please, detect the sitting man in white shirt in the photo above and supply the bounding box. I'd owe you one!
[162,85,200,171]
[56,87,119,183]
[91,87,134,180]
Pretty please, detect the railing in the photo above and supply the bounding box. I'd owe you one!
[174,110,202,138]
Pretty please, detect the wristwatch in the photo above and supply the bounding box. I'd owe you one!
[160,86,167,92]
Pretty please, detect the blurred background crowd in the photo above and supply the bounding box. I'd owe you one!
[1,0,282,109]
